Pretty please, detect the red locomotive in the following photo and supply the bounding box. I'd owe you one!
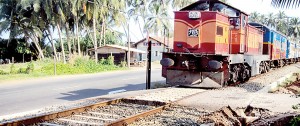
[160,0,300,87]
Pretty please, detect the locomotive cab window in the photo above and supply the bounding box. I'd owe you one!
[242,15,246,28]
[217,26,223,36]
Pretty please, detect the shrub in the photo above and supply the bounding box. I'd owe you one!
[0,70,8,75]
[107,56,114,65]
[120,61,127,67]
[18,68,27,74]
[99,57,106,65]
[26,62,34,74]
[37,56,123,76]
[10,64,17,74]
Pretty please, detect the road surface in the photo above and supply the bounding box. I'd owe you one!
[0,66,164,116]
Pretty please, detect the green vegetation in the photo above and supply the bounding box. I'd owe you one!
[290,115,300,126]
[0,0,193,64]
[0,56,127,82]
[249,11,300,41]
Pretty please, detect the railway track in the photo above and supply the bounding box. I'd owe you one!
[0,88,207,126]
[1,64,299,126]
[0,99,169,126]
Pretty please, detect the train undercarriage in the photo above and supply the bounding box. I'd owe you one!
[161,52,300,88]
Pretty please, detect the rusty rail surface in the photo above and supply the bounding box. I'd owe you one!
[0,99,169,126]
[106,90,207,126]
[0,99,123,126]
[107,104,171,126]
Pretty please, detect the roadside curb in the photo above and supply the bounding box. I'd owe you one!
[258,72,297,93]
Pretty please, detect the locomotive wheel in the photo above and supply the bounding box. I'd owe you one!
[239,65,249,82]
[259,62,265,73]
[279,60,284,67]
[231,65,239,83]
[265,62,270,72]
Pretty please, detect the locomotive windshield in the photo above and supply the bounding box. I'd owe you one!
[182,1,241,17]
[189,3,209,11]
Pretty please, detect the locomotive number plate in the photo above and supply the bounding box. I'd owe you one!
[189,11,201,19]
[188,29,199,37]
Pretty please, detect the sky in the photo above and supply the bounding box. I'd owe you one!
[2,0,300,43]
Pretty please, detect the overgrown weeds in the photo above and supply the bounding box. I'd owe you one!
[0,55,127,81]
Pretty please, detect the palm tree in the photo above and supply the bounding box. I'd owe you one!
[276,11,288,34]
[0,0,45,59]
[266,13,276,28]
[52,0,68,63]
[62,0,74,56]
[145,3,170,36]
[127,0,147,38]
[249,12,260,23]
[171,0,197,10]
[259,14,267,25]
[288,17,300,39]
[271,0,300,8]
[40,0,59,61]
[71,0,85,56]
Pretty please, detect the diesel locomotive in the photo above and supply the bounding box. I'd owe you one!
[160,0,300,88]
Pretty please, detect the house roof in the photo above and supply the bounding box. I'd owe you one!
[89,45,146,53]
[134,36,174,49]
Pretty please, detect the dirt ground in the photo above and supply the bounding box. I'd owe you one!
[197,81,300,126]
[198,106,299,126]
[275,81,300,96]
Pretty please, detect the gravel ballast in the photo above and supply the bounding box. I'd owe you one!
[130,105,208,126]
[238,63,300,92]
[130,87,206,102]
[42,102,157,125]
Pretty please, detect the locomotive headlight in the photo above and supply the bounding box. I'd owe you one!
[160,58,174,67]
[208,60,222,70]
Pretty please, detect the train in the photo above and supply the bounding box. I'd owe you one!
[160,0,300,88]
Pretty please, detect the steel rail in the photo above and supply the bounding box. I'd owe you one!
[106,89,208,126]
[0,88,206,126]
[0,99,123,126]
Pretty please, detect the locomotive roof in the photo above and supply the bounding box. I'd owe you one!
[180,0,248,15]
[249,22,288,38]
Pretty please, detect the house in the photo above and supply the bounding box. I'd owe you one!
[133,36,173,62]
[89,45,146,65]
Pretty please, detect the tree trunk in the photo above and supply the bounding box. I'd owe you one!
[103,16,106,46]
[76,18,81,56]
[93,5,98,63]
[23,53,24,63]
[47,28,58,60]
[103,18,106,45]
[57,23,66,64]
[99,22,104,47]
[137,17,145,38]
[26,32,45,59]
[66,23,72,56]
[72,34,76,54]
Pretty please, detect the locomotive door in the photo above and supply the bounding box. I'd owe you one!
[240,14,247,53]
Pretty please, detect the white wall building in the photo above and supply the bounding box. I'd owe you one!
[133,37,173,62]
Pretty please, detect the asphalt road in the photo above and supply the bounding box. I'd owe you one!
[0,66,165,116]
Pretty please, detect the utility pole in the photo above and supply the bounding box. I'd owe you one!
[163,28,166,52]
[146,30,151,89]
[127,23,130,68]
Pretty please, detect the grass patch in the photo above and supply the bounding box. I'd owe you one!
[0,55,128,82]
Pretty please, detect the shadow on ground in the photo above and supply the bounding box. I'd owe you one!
[57,81,165,101]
